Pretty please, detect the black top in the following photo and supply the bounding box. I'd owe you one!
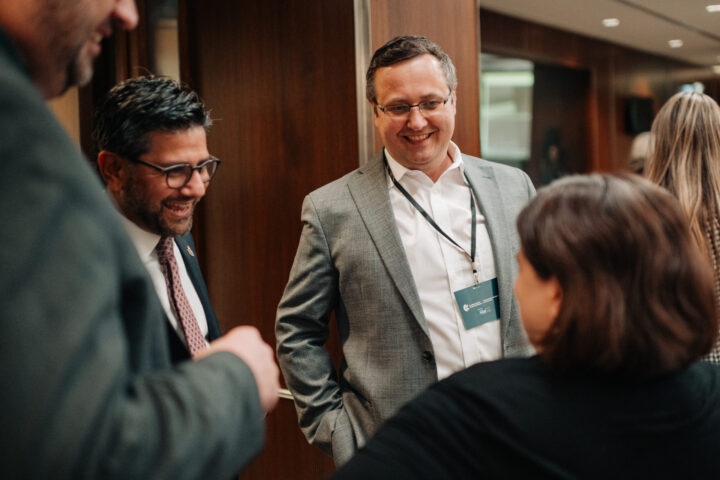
[332,357,720,479]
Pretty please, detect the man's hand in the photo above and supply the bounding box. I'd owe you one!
[196,326,280,413]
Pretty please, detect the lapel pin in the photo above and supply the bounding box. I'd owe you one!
[186,246,195,257]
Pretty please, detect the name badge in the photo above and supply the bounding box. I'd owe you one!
[453,277,500,330]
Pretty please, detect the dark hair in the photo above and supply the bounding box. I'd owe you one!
[365,35,457,103]
[517,173,717,377]
[92,76,211,160]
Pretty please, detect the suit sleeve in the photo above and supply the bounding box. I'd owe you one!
[0,178,266,479]
[275,194,351,458]
[0,63,265,477]
[0,194,266,479]
[522,168,537,198]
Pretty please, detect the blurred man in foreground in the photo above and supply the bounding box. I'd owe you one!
[0,1,278,477]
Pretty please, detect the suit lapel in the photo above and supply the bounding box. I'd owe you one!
[175,234,222,341]
[462,155,515,331]
[346,153,429,337]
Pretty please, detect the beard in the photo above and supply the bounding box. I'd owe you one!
[121,176,197,238]
[34,0,102,96]
[63,42,96,92]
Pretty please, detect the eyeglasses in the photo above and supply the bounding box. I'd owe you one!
[376,91,453,117]
[130,156,221,189]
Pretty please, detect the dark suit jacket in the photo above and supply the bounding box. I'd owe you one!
[0,29,264,478]
[165,233,222,363]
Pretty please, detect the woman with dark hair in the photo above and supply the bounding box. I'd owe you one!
[644,91,720,363]
[331,174,720,479]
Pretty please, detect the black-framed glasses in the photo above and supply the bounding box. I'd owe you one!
[130,156,221,189]
[376,91,453,117]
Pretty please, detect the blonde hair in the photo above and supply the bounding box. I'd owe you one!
[645,91,720,257]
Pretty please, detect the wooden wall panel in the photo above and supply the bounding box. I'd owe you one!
[370,0,481,156]
[479,8,715,173]
[528,64,590,184]
[181,1,357,478]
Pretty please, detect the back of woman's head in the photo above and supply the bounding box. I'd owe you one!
[645,91,720,251]
[517,173,717,377]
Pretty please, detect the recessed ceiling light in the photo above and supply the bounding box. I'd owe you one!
[668,39,684,48]
[602,18,620,27]
[713,65,720,75]
[706,5,720,12]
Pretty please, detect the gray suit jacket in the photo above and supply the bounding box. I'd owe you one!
[0,29,264,478]
[276,151,535,464]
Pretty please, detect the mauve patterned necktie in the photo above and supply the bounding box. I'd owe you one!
[155,236,207,356]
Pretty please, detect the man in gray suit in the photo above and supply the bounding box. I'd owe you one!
[0,0,279,477]
[276,35,535,465]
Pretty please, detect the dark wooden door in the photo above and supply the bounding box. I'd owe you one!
[180,1,357,478]
[529,63,590,186]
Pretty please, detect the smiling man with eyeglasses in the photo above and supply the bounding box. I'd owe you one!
[94,76,225,363]
[276,35,538,466]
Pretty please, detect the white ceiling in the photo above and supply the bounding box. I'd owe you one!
[478,0,720,69]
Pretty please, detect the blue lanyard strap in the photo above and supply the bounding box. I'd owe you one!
[384,155,479,283]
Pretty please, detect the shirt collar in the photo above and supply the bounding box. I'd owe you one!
[119,215,163,263]
[385,141,464,185]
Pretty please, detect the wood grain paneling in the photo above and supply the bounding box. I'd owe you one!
[181,0,358,342]
[181,1,357,478]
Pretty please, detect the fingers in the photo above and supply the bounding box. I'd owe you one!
[202,326,280,413]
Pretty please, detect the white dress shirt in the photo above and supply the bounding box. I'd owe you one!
[120,216,209,347]
[386,142,502,379]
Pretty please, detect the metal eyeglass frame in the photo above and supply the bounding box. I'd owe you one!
[376,90,453,117]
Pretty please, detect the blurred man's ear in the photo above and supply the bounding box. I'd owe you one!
[96,151,127,192]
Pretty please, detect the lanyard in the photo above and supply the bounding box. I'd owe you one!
[385,156,481,285]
